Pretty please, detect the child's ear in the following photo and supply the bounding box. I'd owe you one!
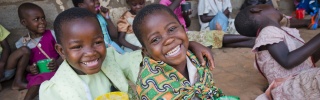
[20,19,26,26]
[78,3,85,8]
[250,7,262,13]
[142,47,150,57]
[55,44,66,60]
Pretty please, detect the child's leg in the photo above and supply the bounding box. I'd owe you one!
[222,34,255,48]
[10,46,30,90]
[24,85,39,100]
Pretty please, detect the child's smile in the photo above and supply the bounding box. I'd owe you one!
[141,11,189,67]
[22,8,47,36]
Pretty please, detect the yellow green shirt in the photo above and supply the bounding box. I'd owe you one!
[79,71,111,99]
[0,25,10,52]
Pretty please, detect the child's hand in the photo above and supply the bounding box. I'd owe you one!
[47,59,58,71]
[27,63,39,75]
[99,6,110,19]
[215,23,222,31]
[223,8,230,17]
[189,42,215,70]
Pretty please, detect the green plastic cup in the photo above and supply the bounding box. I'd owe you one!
[216,96,240,100]
[37,59,51,73]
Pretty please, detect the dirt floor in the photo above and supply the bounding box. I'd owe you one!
[0,28,319,100]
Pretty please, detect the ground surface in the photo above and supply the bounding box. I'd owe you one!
[0,28,319,100]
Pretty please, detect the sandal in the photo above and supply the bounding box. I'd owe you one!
[308,8,320,30]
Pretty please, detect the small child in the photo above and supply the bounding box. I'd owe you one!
[235,4,320,99]
[134,4,224,99]
[0,25,12,90]
[39,7,217,100]
[117,0,145,52]
[160,0,192,30]
[9,2,62,100]
[72,0,125,54]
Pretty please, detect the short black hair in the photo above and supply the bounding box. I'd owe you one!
[235,6,260,37]
[132,4,179,47]
[72,0,84,7]
[18,2,44,19]
[54,7,98,44]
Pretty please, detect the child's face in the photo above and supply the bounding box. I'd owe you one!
[141,11,189,67]
[56,17,106,75]
[21,8,47,35]
[250,4,282,24]
[128,0,145,14]
[79,0,100,14]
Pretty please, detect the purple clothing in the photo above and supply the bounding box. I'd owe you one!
[160,0,187,31]
[27,30,59,88]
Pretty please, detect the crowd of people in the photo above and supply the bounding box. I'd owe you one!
[0,0,319,100]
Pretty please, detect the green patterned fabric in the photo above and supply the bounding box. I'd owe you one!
[136,51,224,100]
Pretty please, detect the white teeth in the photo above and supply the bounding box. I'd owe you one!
[83,59,98,65]
[166,45,180,56]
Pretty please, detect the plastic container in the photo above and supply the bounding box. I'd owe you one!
[95,92,129,100]
[37,59,51,73]
[296,8,305,19]
[216,96,240,100]
[181,2,191,12]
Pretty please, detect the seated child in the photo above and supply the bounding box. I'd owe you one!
[117,0,145,52]
[235,4,320,99]
[39,7,219,100]
[134,4,224,99]
[198,0,232,32]
[0,25,12,90]
[72,0,125,54]
[160,0,191,30]
[8,2,62,100]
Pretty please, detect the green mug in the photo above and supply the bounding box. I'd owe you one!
[37,59,52,73]
[216,96,240,100]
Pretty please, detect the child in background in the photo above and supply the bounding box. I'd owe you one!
[159,0,191,30]
[72,0,125,54]
[0,25,12,91]
[117,0,145,52]
[235,4,320,99]
[134,4,225,99]
[198,0,232,32]
[10,3,63,100]
[40,7,219,100]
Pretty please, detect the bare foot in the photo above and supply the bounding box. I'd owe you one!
[12,79,27,90]
[215,23,222,31]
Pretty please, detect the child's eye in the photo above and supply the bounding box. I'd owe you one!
[70,45,82,49]
[168,26,177,33]
[151,37,161,44]
[34,18,39,21]
[94,40,104,45]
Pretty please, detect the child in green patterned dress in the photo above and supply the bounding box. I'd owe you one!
[133,4,225,100]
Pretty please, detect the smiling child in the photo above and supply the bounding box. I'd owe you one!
[134,4,224,99]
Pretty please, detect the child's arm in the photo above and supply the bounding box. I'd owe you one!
[200,14,215,23]
[267,34,320,69]
[182,10,192,27]
[100,7,119,43]
[188,41,215,70]
[119,32,140,50]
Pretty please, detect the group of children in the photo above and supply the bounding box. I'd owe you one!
[0,0,319,99]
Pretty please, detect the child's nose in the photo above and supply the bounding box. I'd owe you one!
[83,47,97,56]
[164,37,174,46]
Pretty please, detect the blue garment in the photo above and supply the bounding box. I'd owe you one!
[297,0,319,15]
[97,14,125,54]
[209,11,228,32]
